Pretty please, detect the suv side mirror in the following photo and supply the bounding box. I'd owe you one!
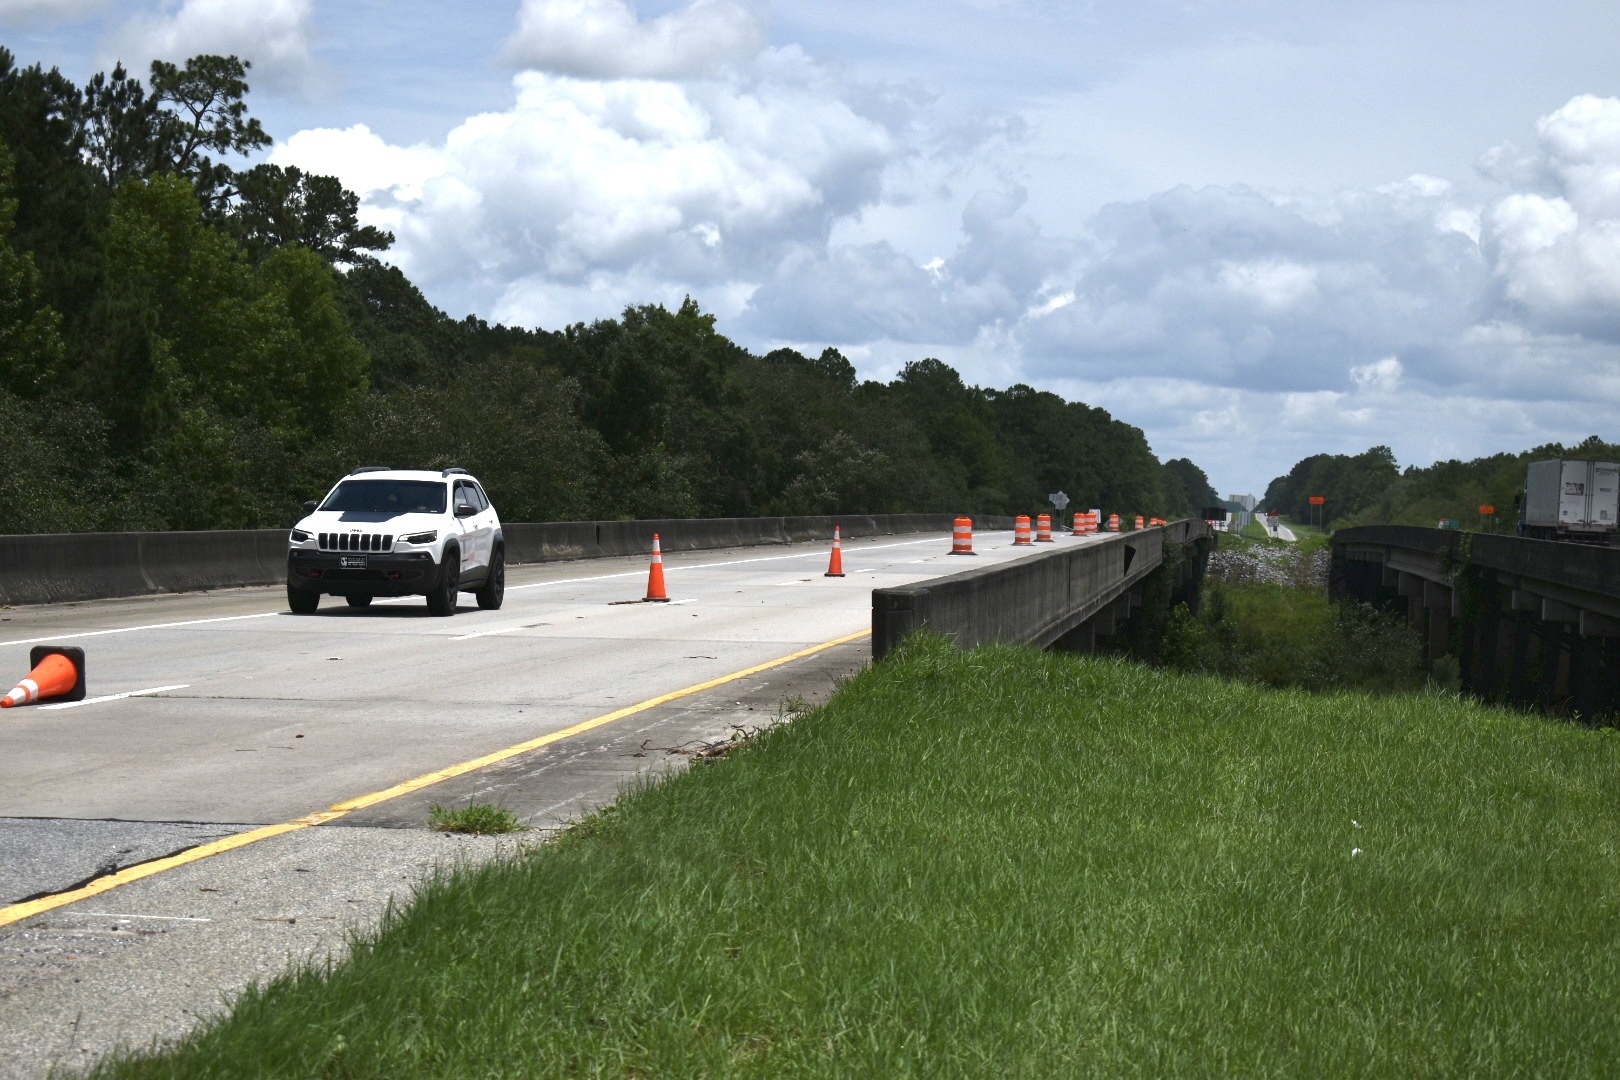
[455,503,477,518]
[302,500,318,515]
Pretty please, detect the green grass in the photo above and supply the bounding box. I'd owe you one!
[1238,515,1272,539]
[93,637,1620,1078]
[427,802,525,835]
[1284,517,1328,540]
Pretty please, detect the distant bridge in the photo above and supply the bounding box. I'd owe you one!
[1331,526,1620,720]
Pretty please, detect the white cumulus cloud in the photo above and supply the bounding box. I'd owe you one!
[502,0,767,79]
[1350,356,1403,392]
[273,125,444,201]
[1217,259,1319,311]
[105,0,320,94]
[1482,95,1620,334]
[278,58,903,325]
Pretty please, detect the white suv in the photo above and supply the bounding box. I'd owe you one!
[286,466,505,616]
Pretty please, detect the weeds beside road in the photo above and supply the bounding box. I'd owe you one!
[1165,533,1428,695]
[94,635,1620,1078]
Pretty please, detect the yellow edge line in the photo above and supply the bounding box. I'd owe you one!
[0,629,871,929]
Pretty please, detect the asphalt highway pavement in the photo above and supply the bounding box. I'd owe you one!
[0,528,1068,1076]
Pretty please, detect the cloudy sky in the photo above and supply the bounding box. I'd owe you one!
[5,0,1620,497]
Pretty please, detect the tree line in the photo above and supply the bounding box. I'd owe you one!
[0,47,1217,535]
[1263,435,1620,531]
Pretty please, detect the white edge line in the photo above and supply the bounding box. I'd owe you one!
[40,684,190,710]
[1,612,278,649]
[450,627,520,641]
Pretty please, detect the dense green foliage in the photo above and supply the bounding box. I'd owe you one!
[1262,444,1401,528]
[1264,435,1620,531]
[0,47,1210,533]
[93,636,1620,1077]
[1162,535,1427,693]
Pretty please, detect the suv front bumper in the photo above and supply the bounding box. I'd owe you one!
[287,550,445,597]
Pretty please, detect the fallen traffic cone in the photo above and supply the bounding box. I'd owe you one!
[2,646,86,708]
[825,526,846,577]
[645,533,670,602]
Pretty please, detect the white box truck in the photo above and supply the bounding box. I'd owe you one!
[1519,458,1620,543]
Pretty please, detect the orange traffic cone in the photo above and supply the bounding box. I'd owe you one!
[2,646,86,708]
[825,526,846,577]
[645,533,670,602]
[1035,513,1054,542]
[1014,515,1033,545]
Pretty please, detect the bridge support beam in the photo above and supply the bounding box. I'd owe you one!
[1422,581,1452,663]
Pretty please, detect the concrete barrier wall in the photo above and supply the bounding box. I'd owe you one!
[0,530,291,608]
[0,513,988,608]
[871,526,1177,659]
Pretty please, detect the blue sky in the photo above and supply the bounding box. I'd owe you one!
[5,0,1620,499]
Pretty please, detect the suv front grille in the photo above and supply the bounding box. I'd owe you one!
[319,532,394,553]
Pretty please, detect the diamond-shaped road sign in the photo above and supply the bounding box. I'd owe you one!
[1049,491,1070,510]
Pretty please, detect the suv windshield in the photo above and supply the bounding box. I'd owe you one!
[320,479,447,514]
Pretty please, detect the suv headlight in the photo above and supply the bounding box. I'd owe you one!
[290,529,312,543]
[401,530,438,545]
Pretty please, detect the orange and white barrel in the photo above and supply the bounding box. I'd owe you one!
[1072,512,1085,536]
[1107,514,1120,532]
[1035,513,1054,542]
[1014,515,1033,545]
[951,517,976,555]
[1134,515,1144,530]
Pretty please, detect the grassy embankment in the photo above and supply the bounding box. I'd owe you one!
[95,635,1620,1077]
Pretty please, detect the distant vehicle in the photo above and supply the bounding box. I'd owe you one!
[286,466,505,615]
[1518,458,1619,544]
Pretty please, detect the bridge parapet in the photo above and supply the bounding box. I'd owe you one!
[872,520,1210,660]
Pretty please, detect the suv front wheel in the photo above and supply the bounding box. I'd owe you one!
[476,546,505,610]
[288,585,320,614]
[427,548,460,616]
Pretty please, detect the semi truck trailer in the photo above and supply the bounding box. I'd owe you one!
[1519,458,1620,543]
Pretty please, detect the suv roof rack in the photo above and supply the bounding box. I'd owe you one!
[441,467,469,477]
[349,465,392,475]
